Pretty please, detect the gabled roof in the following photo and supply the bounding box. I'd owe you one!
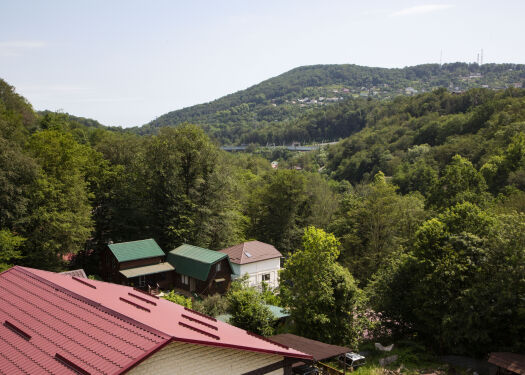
[108,238,165,263]
[219,241,282,265]
[0,266,311,374]
[167,244,232,281]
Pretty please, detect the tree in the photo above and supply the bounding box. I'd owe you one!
[193,293,229,317]
[0,137,38,229]
[330,172,426,284]
[162,291,192,308]
[248,170,309,253]
[368,202,525,355]
[430,155,488,209]
[481,133,525,193]
[227,278,274,336]
[22,130,94,270]
[280,227,367,347]
[0,229,24,272]
[145,125,243,250]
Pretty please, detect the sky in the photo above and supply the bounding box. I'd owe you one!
[1,0,524,127]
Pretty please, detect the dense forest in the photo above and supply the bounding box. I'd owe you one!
[136,63,525,145]
[1,76,524,357]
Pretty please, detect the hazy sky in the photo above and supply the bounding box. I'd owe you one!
[1,0,524,127]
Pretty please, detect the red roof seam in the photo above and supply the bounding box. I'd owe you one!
[0,278,150,358]
[10,269,165,344]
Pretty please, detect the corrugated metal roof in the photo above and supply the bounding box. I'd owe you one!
[488,353,525,375]
[0,266,311,374]
[167,244,231,281]
[0,266,170,375]
[119,262,175,278]
[108,239,165,262]
[219,241,282,265]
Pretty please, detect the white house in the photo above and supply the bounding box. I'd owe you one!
[219,240,282,290]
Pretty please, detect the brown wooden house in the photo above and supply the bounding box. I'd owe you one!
[167,244,233,295]
[101,238,174,290]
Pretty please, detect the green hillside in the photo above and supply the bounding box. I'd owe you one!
[138,63,525,144]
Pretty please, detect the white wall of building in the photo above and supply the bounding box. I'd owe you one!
[128,340,284,375]
[231,258,280,289]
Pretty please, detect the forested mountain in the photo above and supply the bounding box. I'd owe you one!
[1,76,524,356]
[137,63,525,144]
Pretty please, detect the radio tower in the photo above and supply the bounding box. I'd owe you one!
[481,49,484,65]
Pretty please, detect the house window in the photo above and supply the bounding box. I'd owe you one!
[262,273,270,281]
[139,275,146,287]
[181,275,189,285]
[216,262,221,272]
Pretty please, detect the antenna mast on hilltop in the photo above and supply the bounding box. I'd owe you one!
[481,49,484,65]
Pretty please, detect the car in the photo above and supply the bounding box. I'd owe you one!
[292,364,319,375]
[338,352,366,369]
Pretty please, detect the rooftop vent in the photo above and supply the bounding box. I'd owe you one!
[72,277,96,289]
[4,320,31,341]
[178,321,220,340]
[183,307,217,322]
[181,314,218,330]
[244,252,252,258]
[119,297,151,312]
[55,353,91,375]
[128,292,157,306]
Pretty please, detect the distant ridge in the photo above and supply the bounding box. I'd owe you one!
[136,62,525,143]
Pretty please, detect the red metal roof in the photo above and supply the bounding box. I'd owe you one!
[0,266,311,374]
[219,241,282,265]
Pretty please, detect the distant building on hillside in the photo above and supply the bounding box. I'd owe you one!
[219,240,282,290]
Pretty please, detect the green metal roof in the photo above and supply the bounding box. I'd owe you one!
[167,244,231,281]
[266,304,290,319]
[108,239,165,263]
[215,304,288,323]
[119,262,175,278]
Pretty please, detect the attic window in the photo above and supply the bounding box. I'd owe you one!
[244,252,252,258]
